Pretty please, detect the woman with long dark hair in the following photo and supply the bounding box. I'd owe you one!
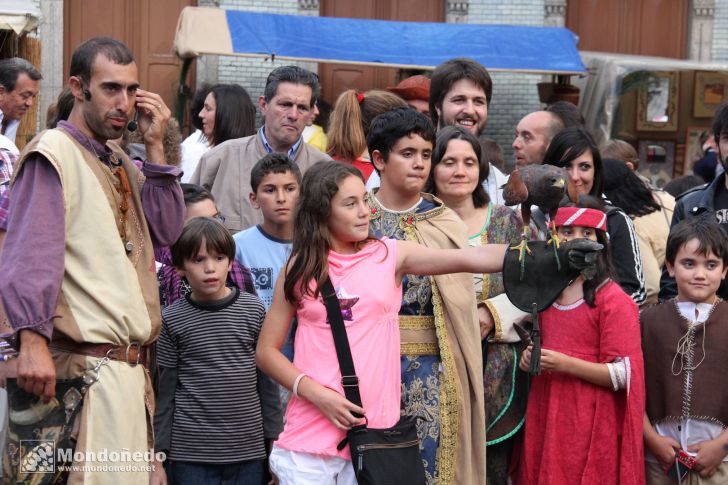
[199,83,256,148]
[602,158,675,305]
[425,126,526,485]
[544,127,646,305]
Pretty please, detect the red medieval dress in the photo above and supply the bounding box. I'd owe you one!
[514,280,646,485]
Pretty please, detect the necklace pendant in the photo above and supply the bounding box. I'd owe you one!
[125,241,134,253]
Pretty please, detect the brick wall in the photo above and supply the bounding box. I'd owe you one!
[470,0,546,170]
[486,72,542,169]
[468,0,544,26]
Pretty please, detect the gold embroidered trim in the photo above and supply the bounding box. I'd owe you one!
[400,342,440,356]
[402,223,418,246]
[484,299,503,342]
[411,194,446,222]
[431,281,458,485]
[367,190,446,227]
[399,316,436,330]
[371,192,456,483]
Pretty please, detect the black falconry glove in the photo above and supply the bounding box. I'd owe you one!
[558,238,604,281]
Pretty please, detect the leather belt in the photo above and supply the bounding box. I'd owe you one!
[49,340,148,367]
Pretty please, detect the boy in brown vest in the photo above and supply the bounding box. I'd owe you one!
[642,215,728,484]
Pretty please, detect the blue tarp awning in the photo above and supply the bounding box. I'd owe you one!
[174,7,586,75]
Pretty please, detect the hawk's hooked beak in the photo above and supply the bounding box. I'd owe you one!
[553,178,565,188]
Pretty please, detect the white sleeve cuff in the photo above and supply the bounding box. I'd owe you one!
[607,357,630,393]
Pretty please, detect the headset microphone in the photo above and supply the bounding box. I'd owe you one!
[127,110,139,132]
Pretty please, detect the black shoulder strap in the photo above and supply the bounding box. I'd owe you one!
[321,277,364,412]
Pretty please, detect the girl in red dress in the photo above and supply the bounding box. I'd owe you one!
[514,202,646,485]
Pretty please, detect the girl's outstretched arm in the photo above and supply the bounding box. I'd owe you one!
[395,240,507,282]
[255,274,365,430]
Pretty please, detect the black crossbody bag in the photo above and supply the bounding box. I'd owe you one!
[321,277,426,485]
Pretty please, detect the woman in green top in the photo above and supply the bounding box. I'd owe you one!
[425,126,527,485]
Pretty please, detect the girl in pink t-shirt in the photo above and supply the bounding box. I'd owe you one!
[256,161,506,484]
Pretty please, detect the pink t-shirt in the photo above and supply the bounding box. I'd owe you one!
[276,238,402,459]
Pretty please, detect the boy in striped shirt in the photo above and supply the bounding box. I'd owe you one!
[153,217,282,485]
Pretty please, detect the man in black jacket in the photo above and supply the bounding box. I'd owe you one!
[659,103,728,300]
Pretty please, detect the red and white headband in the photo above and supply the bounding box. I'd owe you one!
[554,207,607,231]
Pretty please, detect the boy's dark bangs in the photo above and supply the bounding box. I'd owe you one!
[263,167,301,183]
[692,233,728,265]
[171,218,236,267]
[202,229,236,261]
[413,128,435,145]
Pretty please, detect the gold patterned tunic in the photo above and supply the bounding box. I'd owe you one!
[368,191,485,485]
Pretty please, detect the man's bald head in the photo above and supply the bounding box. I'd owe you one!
[512,110,564,167]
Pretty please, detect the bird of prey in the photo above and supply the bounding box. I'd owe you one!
[502,164,567,275]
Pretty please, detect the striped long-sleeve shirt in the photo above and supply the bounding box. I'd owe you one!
[155,287,282,463]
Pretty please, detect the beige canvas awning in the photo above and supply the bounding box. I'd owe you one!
[576,51,728,146]
[174,7,233,59]
[0,0,40,35]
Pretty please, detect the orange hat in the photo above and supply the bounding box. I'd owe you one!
[386,75,431,102]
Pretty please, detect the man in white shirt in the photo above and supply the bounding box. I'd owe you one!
[370,59,508,200]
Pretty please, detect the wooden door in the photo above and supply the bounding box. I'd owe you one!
[566,0,688,59]
[64,0,194,118]
[135,0,192,111]
[319,0,444,105]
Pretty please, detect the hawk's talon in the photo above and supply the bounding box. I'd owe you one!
[510,234,531,279]
[547,221,561,249]
[547,223,562,271]
[509,237,532,260]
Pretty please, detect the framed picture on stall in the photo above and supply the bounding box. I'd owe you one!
[637,140,675,189]
[693,71,728,118]
[636,71,679,132]
[685,126,708,172]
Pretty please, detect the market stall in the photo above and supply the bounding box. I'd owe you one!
[578,51,728,187]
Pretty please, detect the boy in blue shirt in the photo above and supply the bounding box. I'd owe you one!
[234,154,300,359]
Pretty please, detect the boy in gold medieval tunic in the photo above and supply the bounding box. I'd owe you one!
[367,107,485,485]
